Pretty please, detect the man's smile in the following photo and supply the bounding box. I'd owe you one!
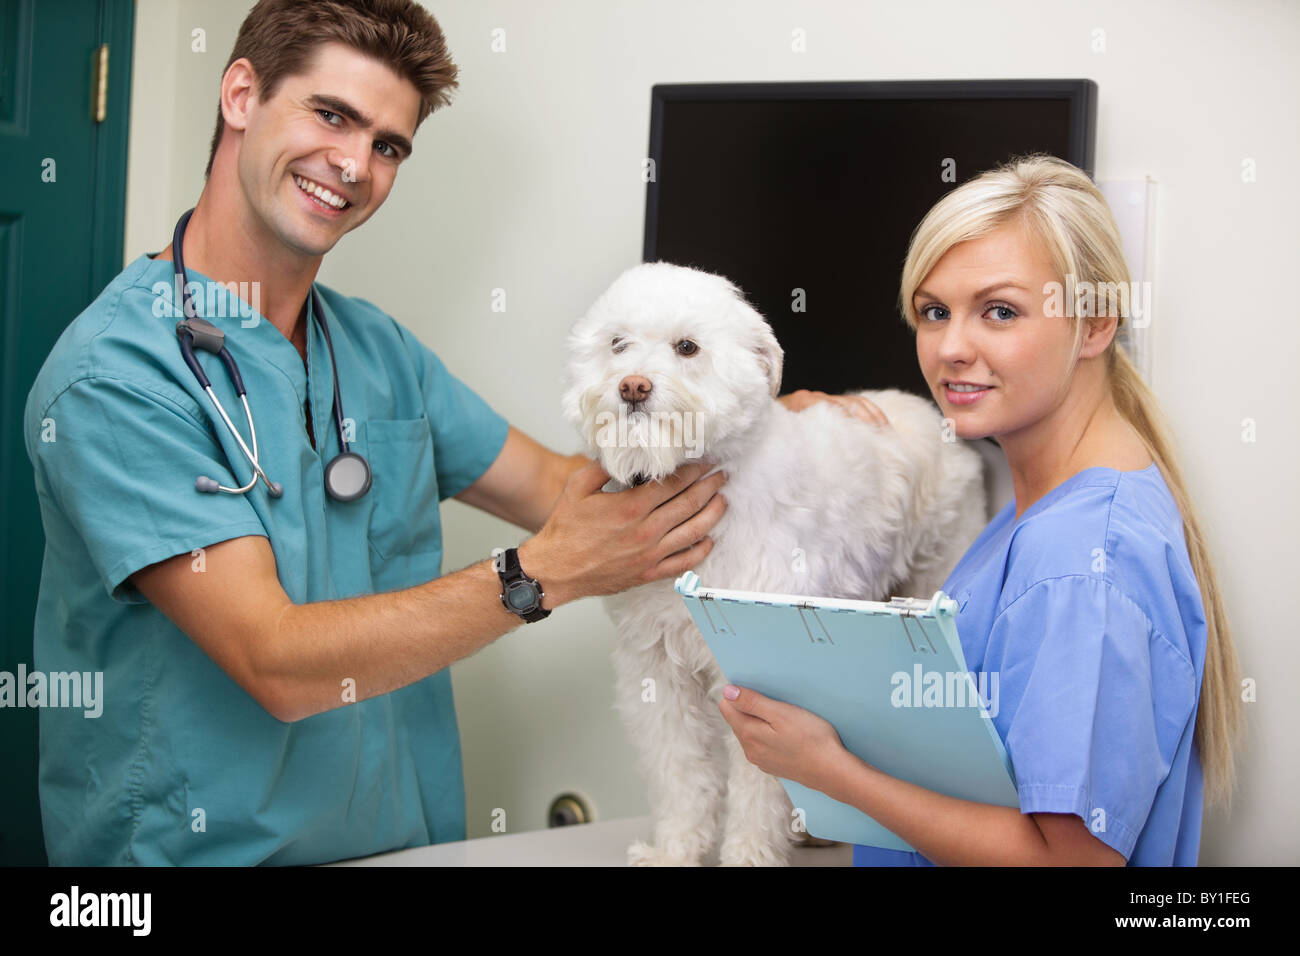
[292,173,351,211]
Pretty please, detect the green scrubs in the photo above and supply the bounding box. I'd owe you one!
[23,252,509,865]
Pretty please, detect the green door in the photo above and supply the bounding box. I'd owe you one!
[0,0,134,865]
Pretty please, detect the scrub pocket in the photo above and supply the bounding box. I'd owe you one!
[363,416,443,567]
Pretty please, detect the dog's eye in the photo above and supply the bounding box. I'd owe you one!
[675,339,699,357]
[612,336,629,354]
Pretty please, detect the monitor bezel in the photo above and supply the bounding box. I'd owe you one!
[642,78,1098,261]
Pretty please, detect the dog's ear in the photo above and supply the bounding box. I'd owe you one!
[752,321,784,398]
[724,282,784,398]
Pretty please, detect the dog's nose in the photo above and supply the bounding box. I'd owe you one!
[619,375,653,403]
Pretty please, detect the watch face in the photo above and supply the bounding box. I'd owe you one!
[506,582,538,612]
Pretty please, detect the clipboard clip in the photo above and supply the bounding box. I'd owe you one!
[890,592,960,618]
[677,572,733,634]
[675,571,702,596]
[796,602,834,645]
[698,592,732,635]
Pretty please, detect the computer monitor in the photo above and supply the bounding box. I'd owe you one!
[643,79,1098,398]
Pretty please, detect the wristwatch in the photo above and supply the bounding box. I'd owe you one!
[493,547,551,623]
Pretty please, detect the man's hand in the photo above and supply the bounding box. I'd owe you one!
[518,459,727,608]
[778,389,890,426]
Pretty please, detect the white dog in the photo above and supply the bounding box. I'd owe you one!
[563,262,987,866]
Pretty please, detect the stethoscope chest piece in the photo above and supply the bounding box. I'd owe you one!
[324,451,372,502]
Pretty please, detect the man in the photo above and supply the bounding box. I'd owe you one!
[23,0,870,866]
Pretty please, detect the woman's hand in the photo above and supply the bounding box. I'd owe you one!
[717,684,853,796]
[777,389,890,426]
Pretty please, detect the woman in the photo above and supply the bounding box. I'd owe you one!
[726,154,1242,866]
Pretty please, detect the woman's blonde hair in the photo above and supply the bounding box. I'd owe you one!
[898,153,1242,809]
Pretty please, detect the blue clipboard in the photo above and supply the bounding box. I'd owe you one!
[675,570,1019,851]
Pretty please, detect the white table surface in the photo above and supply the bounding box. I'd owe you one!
[327,815,852,866]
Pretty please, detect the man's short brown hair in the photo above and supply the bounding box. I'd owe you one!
[204,0,458,178]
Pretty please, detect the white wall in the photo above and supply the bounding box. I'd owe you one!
[126,0,1300,863]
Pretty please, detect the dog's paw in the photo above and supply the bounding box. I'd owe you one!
[718,837,791,867]
[627,839,704,867]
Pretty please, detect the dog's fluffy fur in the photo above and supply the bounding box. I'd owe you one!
[563,262,987,866]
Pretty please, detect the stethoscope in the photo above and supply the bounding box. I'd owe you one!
[171,207,372,501]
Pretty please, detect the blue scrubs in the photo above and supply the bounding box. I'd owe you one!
[23,252,509,865]
[853,463,1206,866]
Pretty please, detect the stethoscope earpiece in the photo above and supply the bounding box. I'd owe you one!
[172,207,370,502]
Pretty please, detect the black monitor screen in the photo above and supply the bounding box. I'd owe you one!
[644,80,1097,398]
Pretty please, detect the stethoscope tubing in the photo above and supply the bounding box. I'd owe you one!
[171,206,369,501]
